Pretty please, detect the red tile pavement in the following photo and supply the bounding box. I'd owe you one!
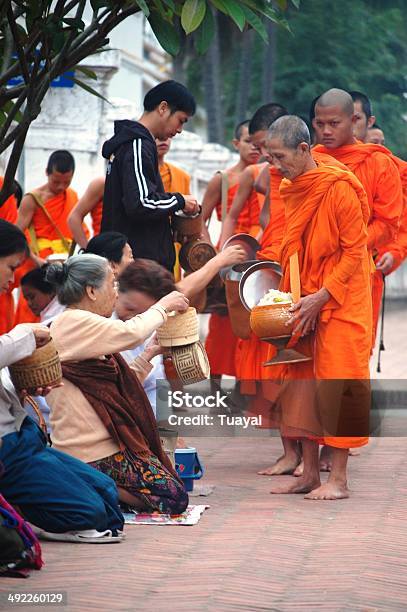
[1,430,407,611]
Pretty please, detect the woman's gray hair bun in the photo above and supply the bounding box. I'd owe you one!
[45,254,109,306]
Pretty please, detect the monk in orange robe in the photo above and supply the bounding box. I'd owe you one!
[0,177,19,334]
[349,91,407,346]
[264,115,372,500]
[68,177,105,248]
[202,120,261,381]
[15,150,78,324]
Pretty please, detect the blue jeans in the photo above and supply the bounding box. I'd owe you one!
[0,418,124,533]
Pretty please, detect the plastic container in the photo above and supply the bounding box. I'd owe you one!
[175,447,204,492]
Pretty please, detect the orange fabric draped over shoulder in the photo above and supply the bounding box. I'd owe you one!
[278,164,372,449]
[206,170,261,377]
[14,188,78,325]
[313,142,403,252]
[160,162,191,194]
[0,178,18,334]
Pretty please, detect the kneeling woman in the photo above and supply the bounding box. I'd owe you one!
[46,254,189,514]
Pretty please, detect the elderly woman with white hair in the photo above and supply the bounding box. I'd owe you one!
[46,253,190,514]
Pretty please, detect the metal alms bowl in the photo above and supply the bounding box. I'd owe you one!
[219,259,259,282]
[222,233,261,260]
[239,260,283,312]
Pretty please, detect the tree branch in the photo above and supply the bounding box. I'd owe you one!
[0,88,27,143]
[7,5,31,85]
[0,124,30,206]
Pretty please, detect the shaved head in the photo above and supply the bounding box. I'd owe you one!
[316,88,354,117]
[268,115,311,149]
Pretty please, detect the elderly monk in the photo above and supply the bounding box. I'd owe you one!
[202,120,261,385]
[265,115,372,500]
[15,150,80,324]
[348,91,407,347]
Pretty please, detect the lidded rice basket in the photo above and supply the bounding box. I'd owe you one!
[179,239,217,272]
[173,207,203,239]
[171,341,210,385]
[157,307,199,347]
[9,338,62,394]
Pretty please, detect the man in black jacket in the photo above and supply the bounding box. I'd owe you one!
[101,80,199,271]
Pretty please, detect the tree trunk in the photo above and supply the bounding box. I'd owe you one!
[235,29,253,123]
[262,21,276,102]
[203,11,224,144]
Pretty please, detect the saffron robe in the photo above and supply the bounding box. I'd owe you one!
[0,178,18,334]
[277,164,372,448]
[206,170,261,377]
[14,188,78,325]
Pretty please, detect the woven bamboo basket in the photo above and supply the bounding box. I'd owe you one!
[157,307,199,347]
[9,339,62,394]
[171,341,210,385]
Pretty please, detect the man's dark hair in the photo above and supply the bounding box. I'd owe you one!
[84,231,128,264]
[0,219,28,257]
[349,90,372,119]
[370,122,382,130]
[46,150,75,175]
[21,265,55,295]
[143,80,196,116]
[309,95,321,125]
[249,103,288,135]
[118,259,175,299]
[234,120,250,140]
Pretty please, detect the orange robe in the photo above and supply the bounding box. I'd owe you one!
[206,171,261,377]
[91,200,103,236]
[278,164,372,449]
[0,178,18,334]
[371,154,407,343]
[14,188,78,325]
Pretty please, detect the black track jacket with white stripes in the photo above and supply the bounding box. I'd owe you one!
[101,120,185,271]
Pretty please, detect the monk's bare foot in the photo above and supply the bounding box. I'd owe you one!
[293,460,304,477]
[319,445,332,472]
[348,448,360,456]
[304,480,349,500]
[258,454,301,476]
[270,474,320,494]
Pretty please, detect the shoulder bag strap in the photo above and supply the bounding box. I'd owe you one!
[27,192,71,253]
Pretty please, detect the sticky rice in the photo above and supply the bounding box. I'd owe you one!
[257,289,293,306]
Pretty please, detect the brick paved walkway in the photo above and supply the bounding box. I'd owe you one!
[1,430,407,611]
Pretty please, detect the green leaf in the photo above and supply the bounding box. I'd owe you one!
[240,5,268,43]
[210,0,245,31]
[291,0,300,7]
[3,101,23,123]
[275,0,287,9]
[181,0,206,34]
[0,110,7,127]
[63,17,85,31]
[134,0,150,17]
[76,66,98,80]
[148,11,181,55]
[162,0,176,10]
[71,77,111,104]
[195,5,215,54]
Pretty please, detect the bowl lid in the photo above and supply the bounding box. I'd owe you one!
[221,233,260,259]
[239,261,282,311]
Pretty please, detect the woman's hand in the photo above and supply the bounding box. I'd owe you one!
[215,245,247,268]
[19,381,63,399]
[20,323,50,348]
[142,333,164,361]
[157,291,189,314]
[288,288,330,337]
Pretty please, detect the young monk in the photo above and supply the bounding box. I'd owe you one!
[348,90,407,346]
[367,124,385,146]
[15,150,79,324]
[266,115,372,500]
[0,177,18,334]
[201,120,261,388]
[68,177,105,248]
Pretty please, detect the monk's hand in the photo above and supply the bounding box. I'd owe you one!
[376,252,394,275]
[288,288,330,337]
[217,245,247,267]
[157,291,189,314]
